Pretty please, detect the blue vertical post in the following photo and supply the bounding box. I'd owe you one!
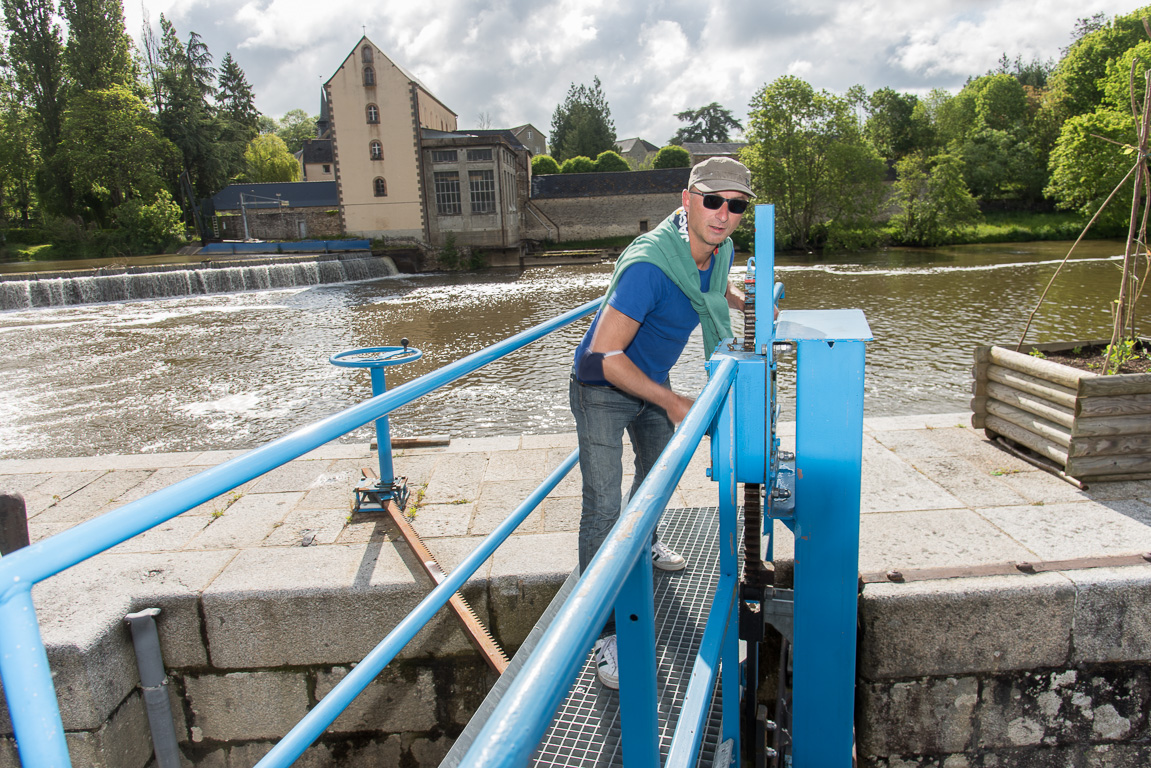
[785,310,869,767]
[615,556,660,767]
[0,587,71,767]
[368,367,396,492]
[753,204,775,357]
[710,372,741,753]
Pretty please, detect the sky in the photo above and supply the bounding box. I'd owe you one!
[125,0,1142,146]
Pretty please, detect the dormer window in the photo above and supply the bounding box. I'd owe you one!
[366,104,379,124]
[363,66,375,86]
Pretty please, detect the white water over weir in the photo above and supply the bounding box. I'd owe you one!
[0,253,398,310]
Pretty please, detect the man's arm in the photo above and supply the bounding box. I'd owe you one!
[726,283,745,311]
[590,306,695,425]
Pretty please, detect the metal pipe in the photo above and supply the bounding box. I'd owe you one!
[124,608,180,768]
[457,356,738,768]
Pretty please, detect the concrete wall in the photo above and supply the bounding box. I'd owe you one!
[523,193,680,243]
[855,567,1151,766]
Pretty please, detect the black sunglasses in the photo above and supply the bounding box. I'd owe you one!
[690,190,750,215]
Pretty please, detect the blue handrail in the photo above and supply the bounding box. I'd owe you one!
[0,297,600,767]
[457,356,738,767]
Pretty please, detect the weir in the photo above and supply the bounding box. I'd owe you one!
[0,205,874,766]
[0,251,396,310]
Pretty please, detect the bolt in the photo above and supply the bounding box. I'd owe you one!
[886,570,904,583]
[1016,561,1036,574]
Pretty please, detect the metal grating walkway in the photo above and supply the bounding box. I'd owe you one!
[530,505,726,768]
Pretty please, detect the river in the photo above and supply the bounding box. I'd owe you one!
[0,240,1136,460]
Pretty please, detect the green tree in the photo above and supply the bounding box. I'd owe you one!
[1045,42,1151,229]
[668,102,743,145]
[242,133,300,182]
[114,188,183,252]
[549,77,616,162]
[593,150,629,172]
[652,145,690,168]
[0,72,39,224]
[743,76,886,250]
[274,108,317,154]
[59,84,178,218]
[216,53,259,182]
[1047,7,1151,120]
[531,154,560,175]
[890,152,981,245]
[865,88,926,161]
[559,155,594,174]
[60,0,134,93]
[2,0,68,213]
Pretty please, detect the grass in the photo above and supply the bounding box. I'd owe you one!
[2,243,54,261]
[959,211,1122,244]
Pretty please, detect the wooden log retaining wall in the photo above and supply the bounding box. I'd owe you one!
[971,342,1151,481]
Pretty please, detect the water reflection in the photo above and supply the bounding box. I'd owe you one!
[0,240,1136,459]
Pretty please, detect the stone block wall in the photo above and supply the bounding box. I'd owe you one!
[524,193,681,243]
[856,566,1151,766]
[214,207,344,241]
[0,539,567,767]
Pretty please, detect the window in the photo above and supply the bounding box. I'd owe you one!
[469,170,495,214]
[370,141,383,160]
[527,130,533,139]
[361,45,373,63]
[322,164,331,174]
[374,178,387,197]
[431,149,457,163]
[466,148,493,162]
[434,172,461,215]
[639,220,649,233]
[363,66,375,86]
[366,104,379,123]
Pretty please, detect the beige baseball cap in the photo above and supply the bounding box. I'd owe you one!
[688,157,754,197]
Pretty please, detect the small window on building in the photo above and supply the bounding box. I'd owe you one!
[434,171,461,215]
[370,141,383,160]
[361,45,373,63]
[363,66,375,86]
[469,170,495,214]
[374,178,387,197]
[466,148,493,162]
[639,220,649,233]
[431,149,457,163]
[323,164,331,173]
[366,104,379,124]
[527,130,533,139]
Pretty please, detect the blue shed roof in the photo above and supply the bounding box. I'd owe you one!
[212,181,339,210]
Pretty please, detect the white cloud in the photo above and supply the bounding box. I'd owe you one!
[135,0,1136,145]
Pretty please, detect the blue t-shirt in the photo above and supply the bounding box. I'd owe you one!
[574,259,715,386]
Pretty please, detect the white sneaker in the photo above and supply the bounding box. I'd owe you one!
[594,634,619,689]
[652,540,686,571]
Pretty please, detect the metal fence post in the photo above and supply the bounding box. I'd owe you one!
[0,492,29,556]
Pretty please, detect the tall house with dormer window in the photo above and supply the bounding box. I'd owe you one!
[325,37,458,239]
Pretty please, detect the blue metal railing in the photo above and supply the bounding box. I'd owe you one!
[0,297,603,767]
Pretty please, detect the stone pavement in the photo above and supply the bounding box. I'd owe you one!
[4,411,1151,602]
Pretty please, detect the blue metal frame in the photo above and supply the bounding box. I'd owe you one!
[1,203,869,768]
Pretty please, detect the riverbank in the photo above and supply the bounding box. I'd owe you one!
[2,413,1150,765]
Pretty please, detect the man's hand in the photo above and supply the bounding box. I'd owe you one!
[666,393,695,426]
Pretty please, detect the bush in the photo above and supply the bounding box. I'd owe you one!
[560,156,595,174]
[113,190,185,254]
[594,150,629,172]
[531,154,560,175]
[2,227,48,245]
[653,145,691,169]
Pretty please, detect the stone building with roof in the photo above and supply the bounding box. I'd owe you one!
[524,168,690,242]
[615,138,660,168]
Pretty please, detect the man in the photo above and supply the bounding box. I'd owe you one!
[569,156,751,689]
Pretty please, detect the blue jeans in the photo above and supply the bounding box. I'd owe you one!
[569,375,674,577]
